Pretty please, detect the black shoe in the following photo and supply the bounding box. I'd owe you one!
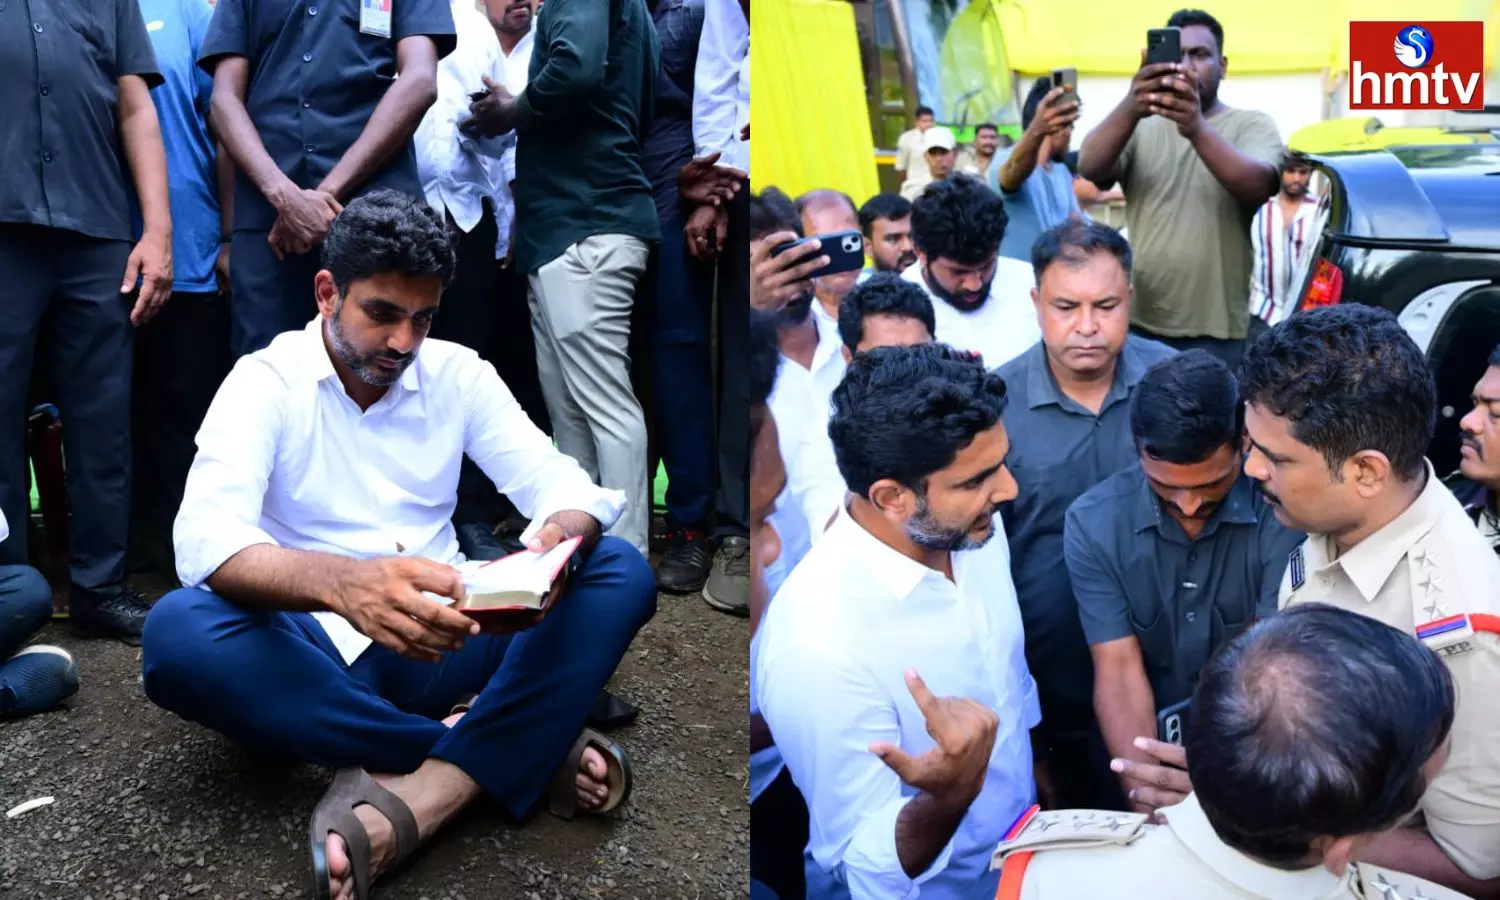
[456,521,509,561]
[656,527,712,593]
[70,584,151,645]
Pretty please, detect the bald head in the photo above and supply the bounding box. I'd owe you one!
[1187,604,1454,869]
[796,189,859,237]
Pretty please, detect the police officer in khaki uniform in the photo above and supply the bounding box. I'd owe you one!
[1233,306,1500,894]
[990,605,1466,899]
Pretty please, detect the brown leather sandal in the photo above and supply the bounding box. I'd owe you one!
[548,728,634,819]
[308,769,421,900]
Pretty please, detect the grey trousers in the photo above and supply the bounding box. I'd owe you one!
[528,235,652,552]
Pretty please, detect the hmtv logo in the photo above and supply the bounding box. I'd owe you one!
[1349,22,1485,110]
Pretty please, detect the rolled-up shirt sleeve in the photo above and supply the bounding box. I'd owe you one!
[460,356,624,539]
[759,640,955,900]
[173,358,286,588]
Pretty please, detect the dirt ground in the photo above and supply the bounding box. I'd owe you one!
[0,575,750,900]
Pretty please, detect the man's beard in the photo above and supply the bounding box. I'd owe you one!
[777,293,814,327]
[327,301,413,387]
[905,492,996,552]
[879,251,918,273]
[1283,182,1308,198]
[922,264,992,313]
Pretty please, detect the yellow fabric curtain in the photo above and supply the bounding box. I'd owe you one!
[749,0,880,202]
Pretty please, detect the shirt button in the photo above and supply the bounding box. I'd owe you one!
[303,52,313,62]
[308,4,318,13]
[1185,611,1196,622]
[42,152,52,163]
[1188,552,1198,563]
[39,84,48,96]
[32,22,43,32]
[302,100,311,108]
[304,144,315,153]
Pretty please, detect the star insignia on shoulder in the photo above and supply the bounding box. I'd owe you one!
[1372,873,1402,899]
[1412,547,1438,571]
[1031,816,1057,833]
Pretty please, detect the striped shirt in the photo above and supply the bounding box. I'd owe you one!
[1248,194,1322,326]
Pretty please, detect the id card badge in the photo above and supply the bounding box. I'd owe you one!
[359,0,392,37]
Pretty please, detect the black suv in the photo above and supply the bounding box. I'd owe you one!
[1294,143,1500,475]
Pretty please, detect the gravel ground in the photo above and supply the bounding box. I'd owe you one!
[0,579,750,900]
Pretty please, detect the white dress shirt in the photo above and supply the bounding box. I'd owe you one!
[902,259,1041,370]
[174,319,625,665]
[755,507,1041,900]
[692,0,748,171]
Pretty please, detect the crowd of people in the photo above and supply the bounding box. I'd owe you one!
[748,8,1500,900]
[0,0,751,895]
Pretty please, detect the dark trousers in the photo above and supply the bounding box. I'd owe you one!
[229,231,321,358]
[0,225,134,593]
[1130,325,1245,374]
[140,537,655,813]
[713,179,751,537]
[0,565,52,658]
[429,205,552,527]
[647,210,715,529]
[131,290,232,539]
[751,767,809,900]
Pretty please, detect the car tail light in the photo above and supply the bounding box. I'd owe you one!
[1300,259,1344,310]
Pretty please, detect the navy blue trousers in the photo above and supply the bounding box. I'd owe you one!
[140,537,656,817]
[648,211,715,528]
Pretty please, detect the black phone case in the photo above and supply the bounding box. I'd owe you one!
[1146,28,1181,65]
[773,230,865,280]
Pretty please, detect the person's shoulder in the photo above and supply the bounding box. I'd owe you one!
[995,342,1039,379]
[1221,107,1283,139]
[1124,334,1177,367]
[1069,466,1141,522]
[993,809,1193,899]
[414,337,489,384]
[1352,863,1472,900]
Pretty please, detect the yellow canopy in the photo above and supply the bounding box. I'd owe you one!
[988,0,1498,74]
[749,0,881,203]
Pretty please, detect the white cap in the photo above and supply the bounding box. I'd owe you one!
[922,127,956,153]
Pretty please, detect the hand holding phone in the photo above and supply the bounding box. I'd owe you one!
[1130,28,1189,122]
[770,230,865,281]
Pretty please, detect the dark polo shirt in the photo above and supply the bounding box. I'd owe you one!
[996,336,1176,734]
[1065,467,1303,710]
[198,0,456,233]
[0,0,162,242]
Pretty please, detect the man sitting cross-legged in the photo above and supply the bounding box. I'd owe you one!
[140,190,656,900]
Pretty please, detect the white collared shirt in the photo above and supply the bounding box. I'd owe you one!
[692,0,748,171]
[174,319,625,665]
[901,259,1041,370]
[755,508,1041,900]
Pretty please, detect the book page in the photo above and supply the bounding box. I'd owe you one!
[463,536,581,604]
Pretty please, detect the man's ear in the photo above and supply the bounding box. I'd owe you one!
[1315,833,1362,876]
[314,271,340,318]
[867,478,914,522]
[1348,450,1395,498]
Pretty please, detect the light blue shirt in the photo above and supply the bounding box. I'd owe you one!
[137,0,219,292]
[992,148,1081,262]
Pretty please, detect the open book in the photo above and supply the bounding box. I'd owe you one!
[451,535,582,625]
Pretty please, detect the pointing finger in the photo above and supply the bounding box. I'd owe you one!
[905,669,940,716]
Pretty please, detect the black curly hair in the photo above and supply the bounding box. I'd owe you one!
[836,274,936,352]
[909,174,1008,266]
[1240,305,1436,482]
[322,189,456,292]
[829,342,1009,497]
[750,187,802,241]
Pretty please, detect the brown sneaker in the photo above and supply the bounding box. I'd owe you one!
[701,536,749,617]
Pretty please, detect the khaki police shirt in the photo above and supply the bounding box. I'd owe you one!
[1280,462,1500,881]
[996,795,1469,899]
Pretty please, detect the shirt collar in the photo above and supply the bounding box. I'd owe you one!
[828,504,939,602]
[300,317,422,396]
[1164,794,1354,897]
[1307,461,1442,602]
[1024,336,1151,412]
[1131,469,1259,535]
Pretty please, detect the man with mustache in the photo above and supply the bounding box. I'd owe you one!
[857,193,917,280]
[1447,342,1500,555]
[141,192,657,900]
[1121,305,1500,897]
[995,219,1173,811]
[756,343,1034,900]
[904,174,1040,369]
[1064,349,1301,813]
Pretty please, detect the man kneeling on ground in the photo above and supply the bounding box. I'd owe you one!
[141,191,656,900]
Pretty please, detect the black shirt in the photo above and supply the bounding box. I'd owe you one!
[996,337,1176,733]
[0,0,162,242]
[644,0,703,223]
[198,0,456,232]
[1065,467,1301,710]
[513,0,662,273]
